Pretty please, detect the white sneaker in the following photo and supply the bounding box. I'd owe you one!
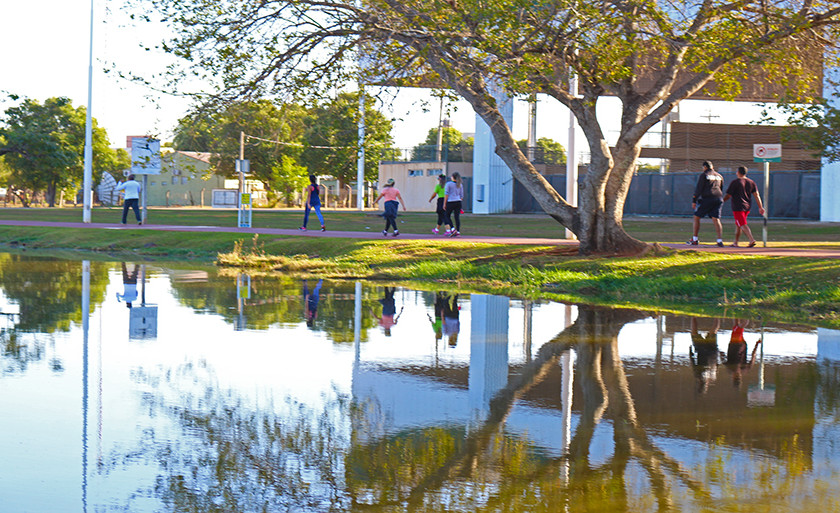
[382,230,388,236]
[444,229,452,236]
[432,227,439,235]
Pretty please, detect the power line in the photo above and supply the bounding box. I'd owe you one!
[244,133,355,150]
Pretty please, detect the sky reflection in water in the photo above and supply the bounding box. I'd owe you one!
[0,254,839,512]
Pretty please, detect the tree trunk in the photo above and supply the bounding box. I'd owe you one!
[46,183,57,207]
[442,74,650,256]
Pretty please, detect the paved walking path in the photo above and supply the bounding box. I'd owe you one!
[2,219,839,258]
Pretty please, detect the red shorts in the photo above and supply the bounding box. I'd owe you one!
[733,210,749,227]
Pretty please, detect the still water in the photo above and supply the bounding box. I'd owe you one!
[1,254,840,512]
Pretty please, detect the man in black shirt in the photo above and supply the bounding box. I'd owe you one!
[687,161,725,246]
[723,166,765,247]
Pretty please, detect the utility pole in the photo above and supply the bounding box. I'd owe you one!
[82,0,94,223]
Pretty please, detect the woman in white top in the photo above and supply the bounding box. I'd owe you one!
[442,172,464,237]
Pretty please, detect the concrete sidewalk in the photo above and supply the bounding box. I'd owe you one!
[2,219,839,258]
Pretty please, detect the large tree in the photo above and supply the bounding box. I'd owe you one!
[0,96,129,207]
[136,0,840,254]
[412,126,474,162]
[301,91,396,184]
[174,100,309,188]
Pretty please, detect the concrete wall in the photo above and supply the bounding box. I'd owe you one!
[144,151,226,207]
[377,161,472,212]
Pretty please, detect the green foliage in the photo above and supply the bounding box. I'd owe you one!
[412,126,474,162]
[516,137,566,165]
[173,100,309,187]
[301,91,395,183]
[759,83,840,163]
[270,155,309,205]
[0,97,128,206]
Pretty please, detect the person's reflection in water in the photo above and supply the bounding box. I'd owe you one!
[376,287,403,337]
[302,279,322,328]
[724,318,762,388]
[689,317,720,394]
[442,293,460,347]
[427,292,446,342]
[116,262,139,308]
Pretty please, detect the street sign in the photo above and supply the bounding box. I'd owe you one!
[130,137,162,175]
[753,144,782,163]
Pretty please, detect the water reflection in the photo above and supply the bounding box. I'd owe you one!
[1,254,840,512]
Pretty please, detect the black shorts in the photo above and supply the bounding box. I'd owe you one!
[694,197,723,219]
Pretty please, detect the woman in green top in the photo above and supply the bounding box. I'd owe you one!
[428,174,447,235]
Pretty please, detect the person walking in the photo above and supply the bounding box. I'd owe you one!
[428,174,447,235]
[723,166,765,247]
[724,318,762,388]
[302,279,323,328]
[687,161,725,246]
[373,178,407,236]
[300,175,326,232]
[443,172,464,237]
[116,174,143,225]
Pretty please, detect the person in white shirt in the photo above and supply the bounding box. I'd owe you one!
[443,172,464,236]
[116,174,143,225]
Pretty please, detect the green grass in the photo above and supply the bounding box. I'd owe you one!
[1,207,838,328]
[1,206,839,246]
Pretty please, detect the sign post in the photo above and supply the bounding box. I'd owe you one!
[130,137,162,224]
[753,144,781,248]
[236,159,251,228]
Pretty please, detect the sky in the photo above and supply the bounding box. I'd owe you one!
[1,0,777,158]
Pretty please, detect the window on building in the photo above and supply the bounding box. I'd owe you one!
[408,169,424,177]
[181,177,188,184]
[172,168,181,176]
[162,182,167,186]
[427,169,443,176]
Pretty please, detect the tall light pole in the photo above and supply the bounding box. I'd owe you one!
[82,0,94,223]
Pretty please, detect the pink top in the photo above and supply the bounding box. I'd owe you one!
[380,186,400,202]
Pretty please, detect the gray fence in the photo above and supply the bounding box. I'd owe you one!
[512,170,821,219]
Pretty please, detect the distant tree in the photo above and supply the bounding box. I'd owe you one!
[271,155,309,205]
[516,137,566,166]
[0,97,128,207]
[174,100,309,189]
[301,92,396,184]
[412,126,474,162]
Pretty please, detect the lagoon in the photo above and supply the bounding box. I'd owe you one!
[1,254,839,512]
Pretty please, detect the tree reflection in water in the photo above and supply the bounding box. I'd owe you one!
[123,306,839,512]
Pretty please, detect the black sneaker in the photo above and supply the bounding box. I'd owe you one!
[686,239,698,245]
[320,226,326,232]
[716,241,724,247]
[393,230,399,237]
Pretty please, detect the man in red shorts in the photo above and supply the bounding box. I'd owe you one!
[723,166,765,247]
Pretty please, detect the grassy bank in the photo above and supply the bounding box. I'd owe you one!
[0,223,837,328]
[1,206,839,246]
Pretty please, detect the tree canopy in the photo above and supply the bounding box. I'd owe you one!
[173,94,395,195]
[0,96,129,207]
[135,0,840,253]
[412,126,474,162]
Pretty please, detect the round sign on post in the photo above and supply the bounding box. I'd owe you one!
[753,144,781,248]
